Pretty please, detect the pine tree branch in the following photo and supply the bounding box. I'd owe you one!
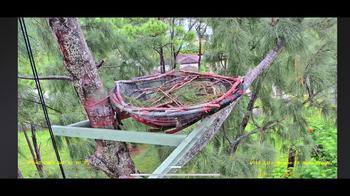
[18,75,73,81]
[229,116,287,154]
[164,40,285,175]
[174,21,197,56]
[244,40,284,87]
[161,42,173,48]
[229,91,319,154]
[18,97,62,113]
[304,42,328,72]
[302,90,323,105]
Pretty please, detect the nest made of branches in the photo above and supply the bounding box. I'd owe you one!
[110,70,244,133]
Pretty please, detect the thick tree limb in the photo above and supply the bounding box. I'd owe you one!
[19,62,104,81]
[243,40,284,88]
[18,75,73,81]
[164,40,285,175]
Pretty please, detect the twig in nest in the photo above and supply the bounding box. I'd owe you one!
[158,88,183,107]
[154,100,174,108]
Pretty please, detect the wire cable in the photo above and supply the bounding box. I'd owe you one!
[19,17,66,178]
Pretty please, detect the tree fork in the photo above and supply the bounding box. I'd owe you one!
[48,18,136,178]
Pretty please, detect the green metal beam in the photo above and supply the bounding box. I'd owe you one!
[52,125,187,147]
[68,120,90,127]
[148,115,217,178]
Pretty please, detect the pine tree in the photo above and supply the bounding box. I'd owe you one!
[184,18,336,178]
[18,17,336,178]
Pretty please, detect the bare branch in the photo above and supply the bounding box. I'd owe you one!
[302,90,322,105]
[161,42,173,48]
[153,46,161,54]
[18,98,62,113]
[18,75,73,81]
[188,20,197,31]
[174,20,198,56]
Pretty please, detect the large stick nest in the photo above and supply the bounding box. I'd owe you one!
[110,70,244,133]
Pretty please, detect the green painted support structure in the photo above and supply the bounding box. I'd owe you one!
[52,125,187,147]
[68,120,90,127]
[52,117,220,178]
[148,114,217,178]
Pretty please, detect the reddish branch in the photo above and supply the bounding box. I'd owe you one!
[151,76,199,106]
[158,88,183,107]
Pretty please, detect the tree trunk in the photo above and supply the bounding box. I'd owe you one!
[48,18,136,178]
[170,18,177,69]
[198,36,202,71]
[22,125,43,177]
[160,47,166,74]
[30,123,44,175]
[172,50,177,70]
[286,146,296,178]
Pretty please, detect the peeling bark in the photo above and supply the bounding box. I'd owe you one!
[48,18,136,178]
